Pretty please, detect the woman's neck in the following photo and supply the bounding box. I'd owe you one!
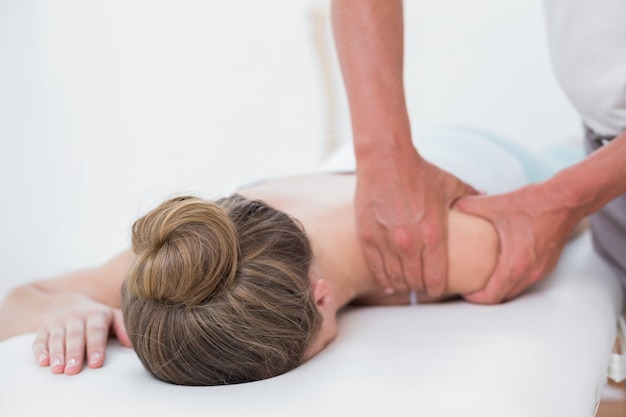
[309,256,381,313]
[239,173,395,311]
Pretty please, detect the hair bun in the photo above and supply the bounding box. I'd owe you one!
[127,196,240,306]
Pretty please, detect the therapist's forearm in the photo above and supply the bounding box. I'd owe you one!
[331,0,413,163]
[545,131,626,220]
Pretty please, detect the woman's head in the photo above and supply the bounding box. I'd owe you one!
[121,194,322,386]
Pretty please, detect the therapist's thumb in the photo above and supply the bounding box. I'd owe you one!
[453,193,489,216]
[462,281,508,305]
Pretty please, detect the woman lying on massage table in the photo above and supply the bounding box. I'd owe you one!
[0,128,576,386]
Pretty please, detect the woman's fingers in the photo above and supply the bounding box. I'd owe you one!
[30,301,125,376]
[85,311,111,369]
[47,323,67,374]
[32,328,51,367]
[63,317,86,375]
[31,309,116,375]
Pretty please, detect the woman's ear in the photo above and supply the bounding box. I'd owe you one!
[312,279,334,311]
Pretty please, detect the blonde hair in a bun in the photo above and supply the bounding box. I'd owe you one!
[122,194,321,386]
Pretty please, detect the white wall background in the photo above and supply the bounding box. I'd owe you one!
[0,0,580,299]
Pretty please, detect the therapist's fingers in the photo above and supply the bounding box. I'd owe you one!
[462,256,504,304]
[399,240,424,293]
[380,223,426,293]
[360,241,386,288]
[462,266,513,304]
[419,220,447,298]
[64,317,86,375]
[382,248,410,293]
[361,233,405,293]
[390,223,425,293]
[501,258,550,302]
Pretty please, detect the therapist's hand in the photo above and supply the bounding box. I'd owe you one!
[32,295,131,375]
[355,144,477,297]
[454,183,579,304]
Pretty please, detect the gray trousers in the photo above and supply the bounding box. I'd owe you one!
[585,126,626,288]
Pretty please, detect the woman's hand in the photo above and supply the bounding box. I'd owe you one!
[31,294,131,375]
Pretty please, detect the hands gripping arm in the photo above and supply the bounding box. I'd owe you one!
[456,132,626,303]
[331,0,476,296]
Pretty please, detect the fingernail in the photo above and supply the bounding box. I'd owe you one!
[89,352,101,364]
[66,358,78,368]
[385,287,395,295]
[38,353,48,364]
[51,358,62,367]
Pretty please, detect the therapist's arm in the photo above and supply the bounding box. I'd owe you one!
[331,0,476,297]
[456,132,626,304]
[0,251,133,374]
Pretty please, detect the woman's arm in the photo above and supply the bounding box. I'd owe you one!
[353,208,499,306]
[0,250,133,374]
[447,210,498,296]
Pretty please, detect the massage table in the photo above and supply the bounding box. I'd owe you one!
[0,232,622,417]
